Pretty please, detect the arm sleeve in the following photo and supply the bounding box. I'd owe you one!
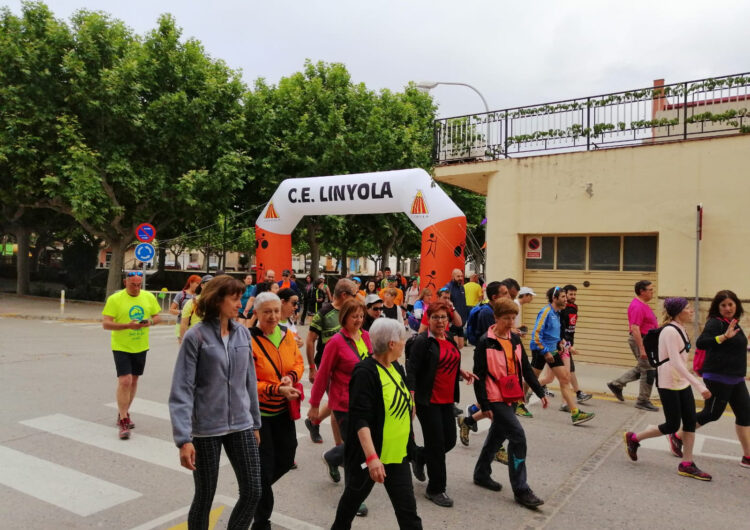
[405,335,427,391]
[169,331,200,447]
[530,309,550,354]
[310,337,338,407]
[349,366,377,432]
[472,338,490,411]
[243,329,262,430]
[665,327,707,393]
[696,318,723,350]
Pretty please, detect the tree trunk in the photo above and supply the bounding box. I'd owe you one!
[14,226,31,295]
[306,222,320,280]
[157,246,167,273]
[105,239,126,298]
[340,248,348,276]
[379,241,393,273]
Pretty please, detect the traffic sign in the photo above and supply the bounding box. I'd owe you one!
[134,243,155,263]
[135,223,156,243]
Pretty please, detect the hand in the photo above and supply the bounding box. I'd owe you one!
[280,375,293,387]
[639,349,647,360]
[460,369,478,384]
[701,389,712,400]
[367,457,386,483]
[569,346,578,356]
[725,320,740,339]
[307,406,320,422]
[177,336,182,344]
[540,396,549,409]
[544,353,555,364]
[294,335,304,348]
[254,430,261,445]
[141,319,152,328]
[485,409,493,421]
[179,443,196,470]
[128,320,142,330]
[308,365,317,383]
[278,385,300,401]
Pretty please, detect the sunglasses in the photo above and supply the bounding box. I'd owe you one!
[127,271,144,277]
[371,306,384,312]
[291,301,299,307]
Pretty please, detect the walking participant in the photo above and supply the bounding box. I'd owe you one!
[557,284,592,411]
[407,301,477,508]
[472,298,548,508]
[169,275,200,339]
[102,271,162,440]
[607,280,660,411]
[463,274,483,315]
[623,298,713,480]
[405,278,420,313]
[380,276,405,309]
[169,275,262,528]
[442,269,468,348]
[331,318,422,529]
[239,274,255,326]
[530,287,595,425]
[278,288,303,348]
[673,290,750,468]
[300,274,314,324]
[363,294,384,331]
[250,292,304,529]
[412,288,433,320]
[179,274,213,342]
[382,288,406,328]
[310,298,372,517]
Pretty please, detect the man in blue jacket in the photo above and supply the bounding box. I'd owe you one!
[530,286,595,426]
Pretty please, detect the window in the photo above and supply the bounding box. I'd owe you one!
[525,237,554,269]
[589,236,620,271]
[556,237,586,270]
[623,236,657,271]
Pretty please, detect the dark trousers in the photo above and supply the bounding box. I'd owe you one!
[324,411,348,467]
[657,386,697,434]
[252,411,297,529]
[190,429,261,529]
[697,378,750,427]
[473,402,530,495]
[415,403,456,495]
[332,460,422,530]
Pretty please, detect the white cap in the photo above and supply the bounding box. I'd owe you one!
[365,294,382,307]
[518,286,536,296]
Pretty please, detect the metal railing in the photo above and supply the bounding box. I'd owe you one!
[433,72,750,164]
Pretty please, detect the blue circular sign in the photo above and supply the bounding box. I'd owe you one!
[134,243,155,262]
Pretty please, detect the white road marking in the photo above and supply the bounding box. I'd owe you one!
[0,444,141,516]
[639,432,740,461]
[20,414,226,474]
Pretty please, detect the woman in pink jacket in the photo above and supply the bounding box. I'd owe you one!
[624,297,713,480]
[308,298,372,516]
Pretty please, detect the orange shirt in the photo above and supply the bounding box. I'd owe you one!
[379,287,404,307]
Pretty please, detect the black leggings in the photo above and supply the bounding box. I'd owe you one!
[697,378,750,427]
[657,386,697,435]
[415,403,456,495]
[190,429,261,529]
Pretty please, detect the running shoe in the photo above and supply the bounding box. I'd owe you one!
[410,457,426,482]
[453,405,463,417]
[356,503,368,517]
[305,418,323,443]
[515,403,533,418]
[115,414,135,429]
[607,382,625,402]
[424,491,453,508]
[322,453,340,483]
[458,417,471,446]
[576,391,593,403]
[667,433,683,458]
[514,489,544,509]
[542,386,555,398]
[677,462,712,481]
[635,401,659,412]
[559,403,569,413]
[473,476,502,491]
[291,461,298,470]
[118,417,130,440]
[495,446,509,465]
[624,431,639,461]
[464,406,479,433]
[571,409,595,425]
[740,456,750,468]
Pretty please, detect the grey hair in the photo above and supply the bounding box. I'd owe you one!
[369,318,409,355]
[254,291,281,311]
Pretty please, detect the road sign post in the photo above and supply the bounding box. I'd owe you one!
[134,224,157,292]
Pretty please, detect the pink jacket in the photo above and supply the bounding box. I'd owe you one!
[484,327,524,403]
[310,328,372,412]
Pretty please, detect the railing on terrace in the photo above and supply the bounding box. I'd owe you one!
[433,72,750,164]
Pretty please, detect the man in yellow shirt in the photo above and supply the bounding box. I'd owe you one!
[102,271,162,440]
[463,274,483,314]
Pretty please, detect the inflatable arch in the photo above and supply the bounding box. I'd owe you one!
[255,168,466,291]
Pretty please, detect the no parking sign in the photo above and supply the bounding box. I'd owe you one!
[526,236,542,259]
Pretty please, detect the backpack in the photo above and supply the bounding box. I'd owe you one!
[406,311,421,332]
[404,332,423,361]
[643,323,689,368]
[466,303,488,346]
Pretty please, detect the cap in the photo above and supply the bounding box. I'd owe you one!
[353,276,361,283]
[388,276,398,281]
[201,274,214,283]
[365,294,382,307]
[518,286,536,296]
[282,269,291,276]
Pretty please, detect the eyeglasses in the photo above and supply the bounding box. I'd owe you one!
[430,315,448,320]
[291,301,299,307]
[127,271,144,277]
[371,306,384,312]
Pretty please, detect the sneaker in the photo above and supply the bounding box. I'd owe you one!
[624,431,639,461]
[410,457,426,482]
[473,476,502,491]
[514,489,544,509]
[495,446,509,465]
[740,456,750,468]
[667,433,683,458]
[571,409,595,426]
[305,418,323,443]
[635,401,659,412]
[118,418,130,440]
[678,461,712,481]
[576,391,593,403]
[322,453,340,483]
[515,403,533,418]
[542,386,555,398]
[424,491,453,508]
[607,382,625,402]
[453,404,463,417]
[291,461,298,470]
[458,417,471,446]
[559,403,569,413]
[116,414,135,429]
[356,502,368,517]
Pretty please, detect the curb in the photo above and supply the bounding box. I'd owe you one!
[0,313,101,324]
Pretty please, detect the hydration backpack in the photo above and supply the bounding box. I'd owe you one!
[643,323,689,368]
[465,303,488,346]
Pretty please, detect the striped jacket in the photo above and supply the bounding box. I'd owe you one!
[251,325,305,415]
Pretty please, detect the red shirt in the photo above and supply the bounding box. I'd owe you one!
[430,338,461,404]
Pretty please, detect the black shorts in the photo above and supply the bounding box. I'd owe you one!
[113,350,148,377]
[449,324,464,338]
[530,350,564,370]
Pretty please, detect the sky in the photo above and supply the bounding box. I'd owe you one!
[6,0,750,118]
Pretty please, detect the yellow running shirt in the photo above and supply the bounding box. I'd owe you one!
[102,289,161,353]
[377,363,412,464]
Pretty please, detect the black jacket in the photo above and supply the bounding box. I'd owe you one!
[473,331,544,412]
[697,317,748,377]
[345,356,414,470]
[406,332,461,406]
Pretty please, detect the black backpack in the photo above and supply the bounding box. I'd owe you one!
[643,323,690,368]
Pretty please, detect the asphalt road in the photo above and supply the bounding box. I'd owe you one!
[1,317,747,529]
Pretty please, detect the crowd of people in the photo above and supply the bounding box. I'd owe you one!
[99,267,749,529]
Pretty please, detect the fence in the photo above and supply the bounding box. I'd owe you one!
[433,72,750,164]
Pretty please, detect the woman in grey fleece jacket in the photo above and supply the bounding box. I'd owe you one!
[169,275,263,529]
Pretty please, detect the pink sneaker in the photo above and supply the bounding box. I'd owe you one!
[118,418,130,440]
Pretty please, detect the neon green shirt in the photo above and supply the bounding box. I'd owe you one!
[102,289,161,353]
[180,297,202,329]
[354,336,369,360]
[267,325,282,348]
[377,363,412,464]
